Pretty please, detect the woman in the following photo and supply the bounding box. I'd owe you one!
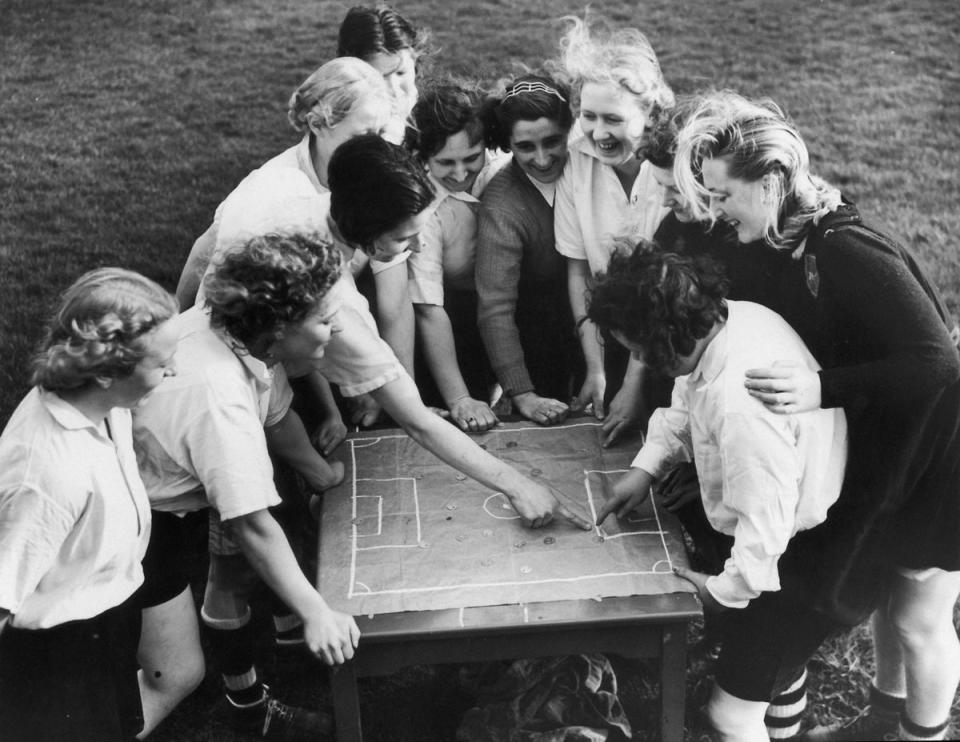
[336,3,428,144]
[175,56,404,438]
[552,13,674,446]
[674,90,960,742]
[0,268,180,741]
[404,78,506,431]
[476,73,582,426]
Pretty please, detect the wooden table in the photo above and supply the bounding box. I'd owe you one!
[325,592,700,742]
[316,421,701,740]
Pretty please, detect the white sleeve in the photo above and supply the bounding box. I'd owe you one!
[631,380,693,477]
[553,158,587,261]
[705,412,801,608]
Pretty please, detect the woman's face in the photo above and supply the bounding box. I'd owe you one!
[700,157,770,243]
[315,94,392,156]
[649,165,695,223]
[425,130,486,193]
[268,281,345,366]
[509,117,568,185]
[578,81,648,167]
[108,319,179,408]
[366,49,418,117]
[370,210,428,262]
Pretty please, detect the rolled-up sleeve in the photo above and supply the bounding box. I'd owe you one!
[631,382,693,478]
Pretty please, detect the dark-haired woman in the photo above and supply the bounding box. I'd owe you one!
[336,3,427,144]
[0,268,180,741]
[476,73,583,426]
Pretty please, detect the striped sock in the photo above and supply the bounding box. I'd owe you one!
[200,606,263,707]
[900,715,951,741]
[765,669,807,739]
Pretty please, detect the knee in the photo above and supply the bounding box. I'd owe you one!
[889,603,949,652]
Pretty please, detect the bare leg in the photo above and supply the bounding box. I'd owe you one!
[137,586,205,738]
[887,569,960,728]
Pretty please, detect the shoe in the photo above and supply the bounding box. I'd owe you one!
[798,712,900,741]
[230,685,334,741]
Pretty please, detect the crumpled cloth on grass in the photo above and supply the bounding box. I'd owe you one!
[455,654,632,742]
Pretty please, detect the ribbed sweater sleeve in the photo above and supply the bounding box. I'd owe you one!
[476,166,546,396]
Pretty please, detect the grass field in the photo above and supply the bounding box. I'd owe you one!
[2,0,960,739]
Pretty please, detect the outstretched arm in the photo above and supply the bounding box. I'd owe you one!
[370,372,591,530]
[567,258,606,418]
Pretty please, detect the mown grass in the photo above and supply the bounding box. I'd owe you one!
[2,0,959,739]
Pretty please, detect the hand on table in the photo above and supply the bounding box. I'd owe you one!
[600,384,645,447]
[450,396,498,433]
[512,392,570,427]
[744,360,821,414]
[570,372,606,420]
[304,601,361,665]
[595,468,653,526]
[672,566,726,613]
[506,480,592,531]
[312,415,347,457]
[654,463,701,513]
[349,393,382,428]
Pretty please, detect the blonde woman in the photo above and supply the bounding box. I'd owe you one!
[552,13,674,445]
[674,90,960,742]
[0,269,181,741]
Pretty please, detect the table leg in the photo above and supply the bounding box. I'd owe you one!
[330,663,363,742]
[660,621,688,742]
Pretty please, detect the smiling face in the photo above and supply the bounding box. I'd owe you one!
[267,281,345,366]
[425,130,486,193]
[509,117,568,185]
[108,318,179,408]
[700,157,771,243]
[369,210,427,261]
[578,81,648,167]
[649,164,694,223]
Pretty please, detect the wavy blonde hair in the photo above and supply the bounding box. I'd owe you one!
[287,57,390,133]
[31,268,178,391]
[673,90,842,251]
[553,13,674,124]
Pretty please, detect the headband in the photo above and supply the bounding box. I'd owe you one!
[503,81,566,104]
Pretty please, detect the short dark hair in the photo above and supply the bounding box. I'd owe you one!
[639,97,695,169]
[480,74,574,152]
[328,134,435,252]
[587,244,729,373]
[337,5,426,59]
[204,232,341,347]
[405,78,485,160]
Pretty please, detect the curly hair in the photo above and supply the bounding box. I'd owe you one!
[336,4,431,61]
[586,244,729,374]
[287,57,390,133]
[31,268,179,391]
[479,73,574,152]
[328,134,435,252]
[638,96,697,169]
[673,90,842,251]
[553,13,674,124]
[204,232,342,347]
[404,76,486,160]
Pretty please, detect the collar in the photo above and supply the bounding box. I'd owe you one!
[203,310,274,392]
[427,171,480,204]
[687,314,729,385]
[40,388,107,432]
[297,134,327,193]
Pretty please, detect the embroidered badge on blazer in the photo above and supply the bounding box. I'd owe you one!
[804,254,820,298]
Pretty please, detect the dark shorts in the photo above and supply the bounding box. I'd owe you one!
[0,592,144,742]
[715,588,842,702]
[140,509,208,609]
